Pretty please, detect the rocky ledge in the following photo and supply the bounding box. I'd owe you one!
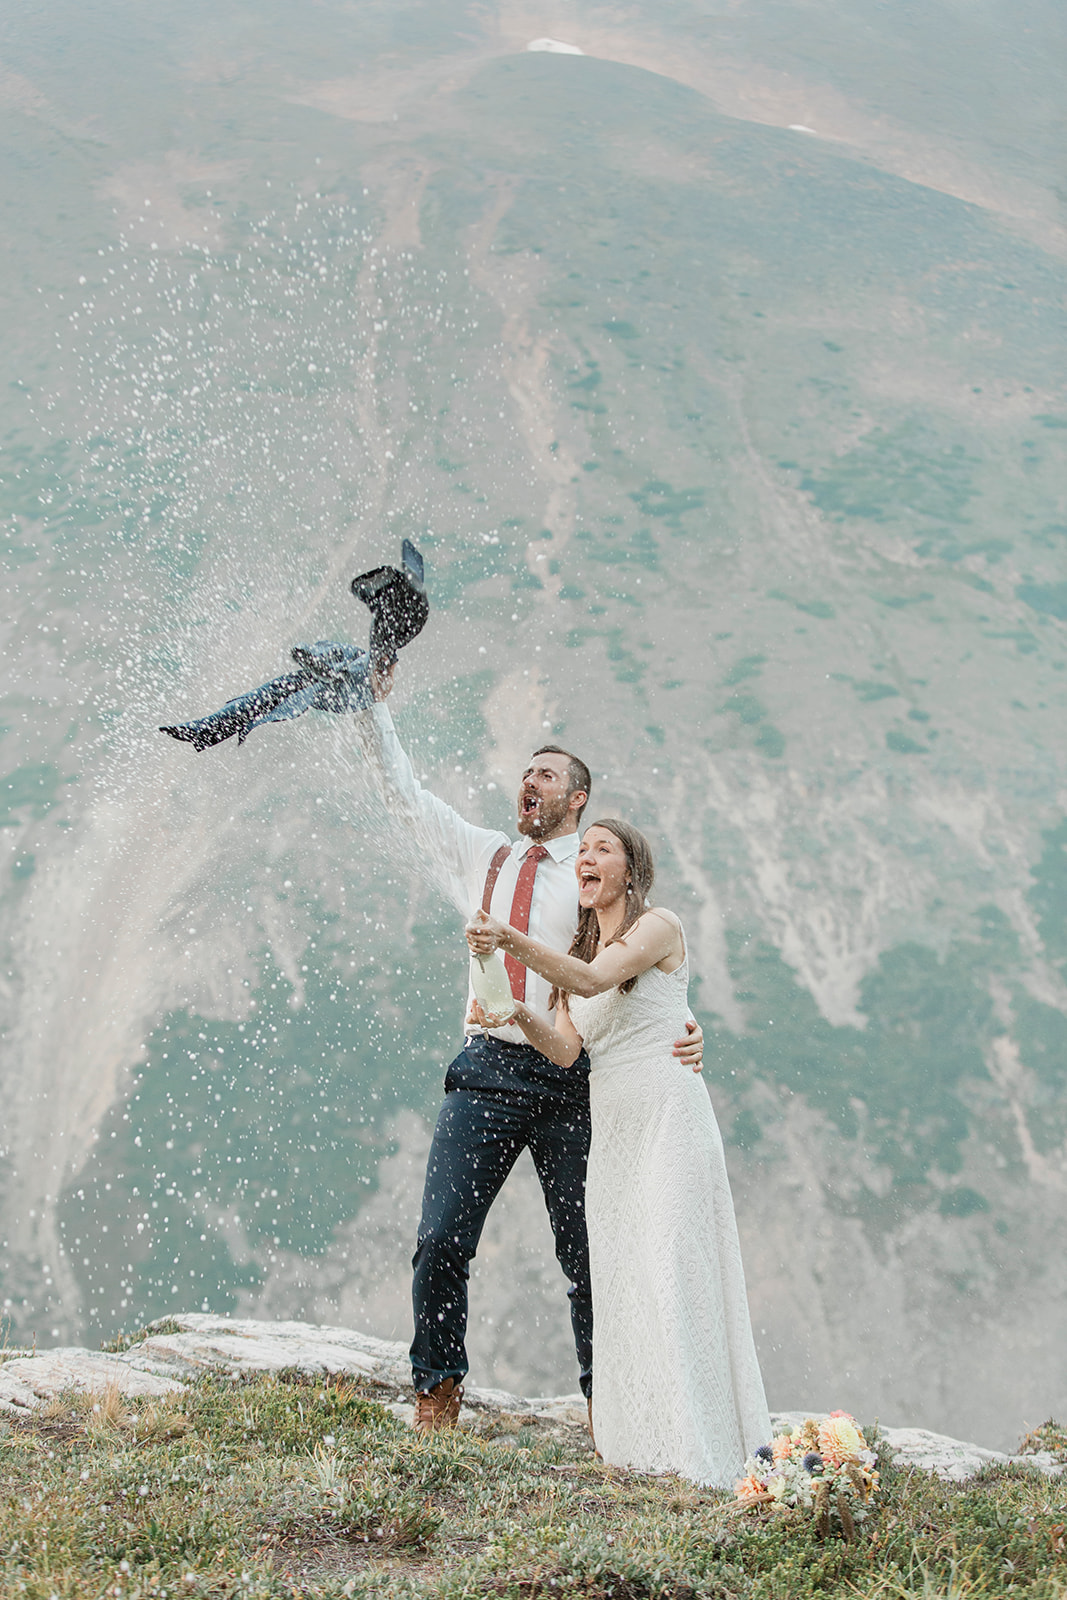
[0,1314,1060,1484]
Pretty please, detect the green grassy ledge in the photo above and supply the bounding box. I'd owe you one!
[0,1372,1063,1598]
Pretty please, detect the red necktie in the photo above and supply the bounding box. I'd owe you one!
[505,844,548,1001]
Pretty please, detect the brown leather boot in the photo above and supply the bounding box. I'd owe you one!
[413,1377,463,1433]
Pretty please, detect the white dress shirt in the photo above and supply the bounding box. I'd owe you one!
[355,702,582,1044]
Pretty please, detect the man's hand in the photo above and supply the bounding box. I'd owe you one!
[369,660,395,702]
[466,999,489,1030]
[673,1018,704,1073]
[466,998,513,1030]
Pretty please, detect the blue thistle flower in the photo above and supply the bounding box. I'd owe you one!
[802,1452,824,1473]
[755,1445,774,1463]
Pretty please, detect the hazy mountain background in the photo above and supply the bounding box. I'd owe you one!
[1,1,1064,1450]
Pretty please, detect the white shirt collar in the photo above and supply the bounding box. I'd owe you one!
[512,831,579,863]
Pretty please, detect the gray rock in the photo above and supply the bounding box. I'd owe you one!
[124,1314,412,1388]
[0,1318,1059,1482]
[126,1314,588,1422]
[0,1347,181,1410]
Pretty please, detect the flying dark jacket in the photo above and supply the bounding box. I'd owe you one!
[160,539,427,752]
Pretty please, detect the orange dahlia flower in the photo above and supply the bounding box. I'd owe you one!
[818,1413,864,1465]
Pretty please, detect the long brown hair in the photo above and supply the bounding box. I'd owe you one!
[552,818,656,1010]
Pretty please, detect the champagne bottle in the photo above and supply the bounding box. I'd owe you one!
[467,940,516,1025]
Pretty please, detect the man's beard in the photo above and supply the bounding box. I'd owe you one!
[517,791,572,837]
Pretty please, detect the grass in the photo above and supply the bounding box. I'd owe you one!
[1019,1422,1067,1464]
[0,1376,1064,1598]
[101,1320,186,1355]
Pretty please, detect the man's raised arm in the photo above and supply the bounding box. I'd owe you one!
[353,665,507,909]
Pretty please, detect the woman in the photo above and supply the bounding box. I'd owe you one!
[467,818,770,1487]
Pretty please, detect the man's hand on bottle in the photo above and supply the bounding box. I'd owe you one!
[467,998,515,1030]
[466,909,507,954]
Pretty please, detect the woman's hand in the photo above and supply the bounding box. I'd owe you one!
[466,908,508,955]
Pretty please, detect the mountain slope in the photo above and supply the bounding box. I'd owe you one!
[0,3,1064,1447]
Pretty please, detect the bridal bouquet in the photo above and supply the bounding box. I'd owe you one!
[734,1412,880,1540]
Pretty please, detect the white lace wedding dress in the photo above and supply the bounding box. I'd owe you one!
[570,950,771,1486]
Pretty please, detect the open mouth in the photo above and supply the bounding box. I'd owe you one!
[522,793,540,816]
[579,871,600,889]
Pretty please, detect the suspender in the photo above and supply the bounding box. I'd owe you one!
[481,844,511,913]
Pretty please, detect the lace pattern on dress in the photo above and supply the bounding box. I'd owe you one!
[570,952,770,1486]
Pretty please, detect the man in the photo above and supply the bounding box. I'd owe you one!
[356,669,703,1430]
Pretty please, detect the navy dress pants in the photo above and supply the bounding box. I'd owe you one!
[410,1035,593,1399]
